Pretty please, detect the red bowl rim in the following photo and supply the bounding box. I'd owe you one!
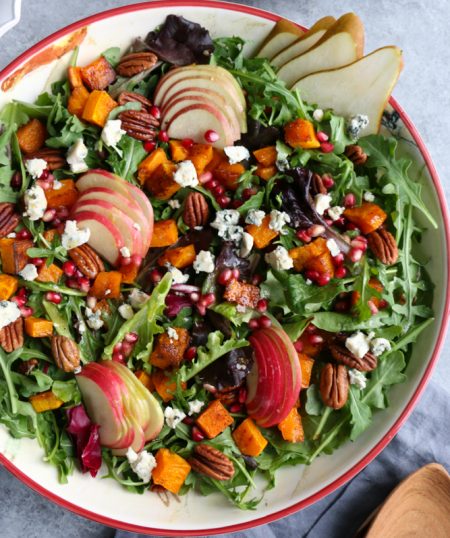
[0,1,449,535]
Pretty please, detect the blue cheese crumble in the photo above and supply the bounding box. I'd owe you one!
[61,220,90,250]
[211,209,243,243]
[0,301,21,330]
[347,114,369,138]
[193,250,215,273]
[173,160,198,187]
[23,185,47,221]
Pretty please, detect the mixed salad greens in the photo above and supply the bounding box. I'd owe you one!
[0,13,435,509]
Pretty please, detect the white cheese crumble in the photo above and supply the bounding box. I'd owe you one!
[120,246,131,258]
[76,320,87,334]
[18,263,38,281]
[101,119,126,148]
[173,160,198,187]
[85,307,104,330]
[348,369,367,390]
[164,406,186,429]
[25,158,47,179]
[239,232,254,258]
[363,191,375,202]
[327,205,345,222]
[326,238,340,257]
[245,209,265,226]
[6,232,16,238]
[126,448,156,483]
[167,265,189,284]
[129,288,149,309]
[223,145,250,164]
[193,250,215,273]
[265,246,294,271]
[53,179,63,190]
[67,138,89,174]
[61,220,90,250]
[211,209,243,243]
[0,301,21,330]
[118,304,134,320]
[168,199,181,210]
[313,108,324,122]
[313,193,332,216]
[345,332,371,359]
[370,338,391,357]
[269,210,291,233]
[23,185,47,221]
[167,327,179,341]
[347,114,370,138]
[187,399,204,416]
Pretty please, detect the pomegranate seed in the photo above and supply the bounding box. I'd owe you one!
[230,268,240,280]
[124,332,139,344]
[345,223,359,233]
[256,298,268,313]
[204,129,219,143]
[212,185,225,197]
[251,274,263,286]
[120,255,132,267]
[204,178,218,190]
[351,236,368,252]
[20,306,34,318]
[131,254,142,267]
[143,141,156,152]
[217,195,231,208]
[248,318,260,330]
[368,300,379,315]
[304,269,319,281]
[42,208,56,222]
[182,416,194,425]
[349,247,363,263]
[78,277,90,293]
[332,253,345,267]
[196,304,206,316]
[31,257,45,267]
[184,346,197,361]
[294,340,304,352]
[158,130,169,143]
[242,188,256,200]
[45,292,62,304]
[202,293,216,306]
[181,138,194,149]
[122,341,134,357]
[230,403,243,413]
[344,193,356,207]
[305,324,317,333]
[55,220,64,231]
[317,131,329,142]
[112,352,125,364]
[17,287,28,298]
[42,364,49,374]
[316,274,331,286]
[16,229,32,240]
[190,292,200,302]
[231,199,243,208]
[40,169,50,180]
[296,229,311,243]
[36,178,53,191]
[62,261,76,277]
[259,315,272,329]
[198,171,213,184]
[238,387,247,403]
[10,171,22,190]
[379,299,389,309]
[335,266,347,279]
[308,224,325,238]
[218,268,232,285]
[66,278,79,289]
[149,105,160,119]
[308,334,323,345]
[320,142,334,153]
[192,426,205,442]
[56,206,70,219]
[11,295,26,307]
[75,269,84,279]
[150,268,162,283]
[113,342,123,353]
[322,174,334,189]
[334,300,350,312]
[334,217,346,228]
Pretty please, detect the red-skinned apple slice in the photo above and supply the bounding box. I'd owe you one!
[70,210,124,265]
[165,104,237,148]
[77,187,150,250]
[72,199,144,258]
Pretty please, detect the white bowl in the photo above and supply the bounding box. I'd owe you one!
[0,2,448,535]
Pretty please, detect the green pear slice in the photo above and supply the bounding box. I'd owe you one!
[293,47,403,135]
[271,16,336,68]
[256,19,305,60]
[277,13,364,87]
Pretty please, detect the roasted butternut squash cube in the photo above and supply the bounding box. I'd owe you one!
[82,90,117,128]
[25,317,54,338]
[45,179,78,208]
[284,119,320,149]
[29,391,64,413]
[90,271,122,299]
[232,417,268,456]
[0,274,18,300]
[298,353,315,389]
[253,146,277,166]
[189,144,213,175]
[157,244,196,269]
[343,203,387,235]
[169,140,189,162]
[0,239,33,274]
[17,118,47,154]
[255,164,277,181]
[213,162,245,191]
[246,215,278,249]
[150,219,179,248]
[196,400,234,439]
[150,328,190,369]
[137,148,169,186]
[145,162,180,200]
[151,369,186,402]
[289,237,328,272]
[80,55,116,91]
[68,86,90,118]
[152,448,191,494]
[134,370,154,392]
[36,263,63,284]
[278,407,304,443]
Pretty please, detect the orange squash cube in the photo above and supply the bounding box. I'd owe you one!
[157,244,196,269]
[298,353,315,389]
[232,417,268,456]
[152,448,191,494]
[169,140,190,162]
[344,202,387,235]
[213,162,245,191]
[278,407,304,443]
[145,162,180,200]
[134,370,154,392]
[0,274,18,300]
[45,180,78,208]
[189,144,214,175]
[289,237,328,272]
[246,215,279,249]
[36,263,63,284]
[151,369,186,402]
[90,271,122,299]
[255,164,277,181]
[253,146,277,166]
[137,148,169,186]
[284,119,321,149]
[25,317,54,338]
[196,400,234,439]
[151,219,179,248]
[68,86,90,118]
[82,90,117,128]
[29,391,64,413]
[80,55,116,91]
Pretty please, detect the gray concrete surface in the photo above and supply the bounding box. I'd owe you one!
[0,1,449,536]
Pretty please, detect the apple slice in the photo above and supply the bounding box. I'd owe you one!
[165,104,238,148]
[292,46,403,135]
[256,18,305,60]
[277,13,364,87]
[70,210,124,265]
[271,16,336,68]
[77,187,151,250]
[162,95,240,142]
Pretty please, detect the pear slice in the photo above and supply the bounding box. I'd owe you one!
[277,13,364,87]
[271,16,336,68]
[292,47,403,135]
[256,19,305,60]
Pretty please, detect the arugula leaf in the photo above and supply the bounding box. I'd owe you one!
[101,47,121,67]
[363,350,406,409]
[105,135,147,183]
[237,190,264,215]
[348,386,372,440]
[311,311,389,332]
[286,274,347,315]
[305,385,325,416]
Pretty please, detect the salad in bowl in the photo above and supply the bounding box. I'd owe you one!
[0,10,437,511]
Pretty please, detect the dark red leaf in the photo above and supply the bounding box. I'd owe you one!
[66,404,102,477]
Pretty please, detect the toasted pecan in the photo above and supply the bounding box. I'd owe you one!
[0,203,20,239]
[68,243,105,279]
[319,363,349,410]
[188,444,234,481]
[367,228,399,265]
[117,52,158,77]
[183,192,209,229]
[51,335,80,372]
[0,317,24,353]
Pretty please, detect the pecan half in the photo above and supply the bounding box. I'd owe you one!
[68,243,105,279]
[367,227,398,265]
[51,335,81,372]
[117,91,152,112]
[183,192,209,229]
[0,317,24,353]
[117,52,158,77]
[188,444,234,481]
[118,110,159,141]
[330,342,377,372]
[26,148,66,171]
[345,144,368,166]
[312,173,327,195]
[0,203,20,238]
[320,363,349,409]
